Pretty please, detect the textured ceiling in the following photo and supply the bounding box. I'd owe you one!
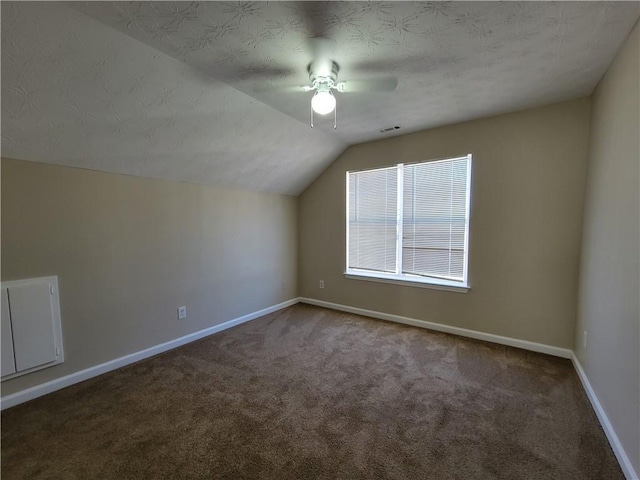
[2,2,639,195]
[1,2,346,195]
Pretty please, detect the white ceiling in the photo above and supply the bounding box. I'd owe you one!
[2,2,639,195]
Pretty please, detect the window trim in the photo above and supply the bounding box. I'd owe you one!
[345,154,472,292]
[344,270,470,293]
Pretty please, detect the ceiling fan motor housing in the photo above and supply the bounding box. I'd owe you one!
[308,60,339,90]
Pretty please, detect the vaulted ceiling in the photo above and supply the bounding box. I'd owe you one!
[2,2,638,195]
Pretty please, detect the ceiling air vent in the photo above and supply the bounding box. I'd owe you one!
[378,125,401,133]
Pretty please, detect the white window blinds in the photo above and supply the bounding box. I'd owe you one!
[348,166,398,273]
[347,155,471,287]
[402,158,469,281]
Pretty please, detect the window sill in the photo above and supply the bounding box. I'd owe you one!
[344,271,470,293]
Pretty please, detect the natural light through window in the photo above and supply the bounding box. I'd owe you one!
[345,155,472,292]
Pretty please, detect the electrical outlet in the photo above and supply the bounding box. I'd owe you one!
[178,306,187,320]
[281,281,286,291]
[319,280,325,289]
[583,331,588,349]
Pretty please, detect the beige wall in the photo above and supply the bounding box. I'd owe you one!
[299,99,591,349]
[1,158,298,395]
[575,22,640,475]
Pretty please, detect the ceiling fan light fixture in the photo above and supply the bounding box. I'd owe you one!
[311,90,336,115]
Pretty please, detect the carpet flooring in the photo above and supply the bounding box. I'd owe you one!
[1,304,622,479]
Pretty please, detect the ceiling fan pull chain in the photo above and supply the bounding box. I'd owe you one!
[310,104,314,128]
[334,103,337,129]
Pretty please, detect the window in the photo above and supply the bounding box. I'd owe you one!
[346,155,472,292]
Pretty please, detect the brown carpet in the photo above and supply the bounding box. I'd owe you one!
[1,304,622,479]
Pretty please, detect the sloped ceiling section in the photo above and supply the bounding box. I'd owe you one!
[2,2,639,195]
[1,2,346,195]
[74,1,639,143]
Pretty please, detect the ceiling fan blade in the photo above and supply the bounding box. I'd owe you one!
[252,84,314,94]
[353,55,458,75]
[335,77,398,93]
[296,1,335,38]
[216,63,296,85]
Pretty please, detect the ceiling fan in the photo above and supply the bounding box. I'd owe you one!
[291,37,398,129]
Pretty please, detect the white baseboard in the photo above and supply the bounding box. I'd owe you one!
[571,354,638,480]
[300,297,573,359]
[1,297,300,411]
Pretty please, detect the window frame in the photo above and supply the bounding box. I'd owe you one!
[345,154,472,293]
